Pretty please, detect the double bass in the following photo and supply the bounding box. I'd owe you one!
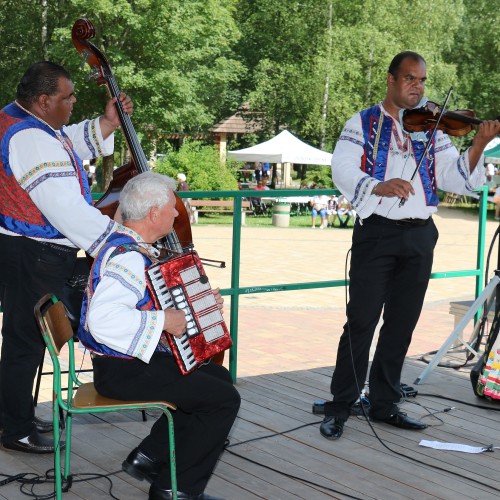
[71,18,227,366]
[71,17,192,253]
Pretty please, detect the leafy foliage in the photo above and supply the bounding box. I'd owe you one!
[154,141,238,191]
[0,0,496,185]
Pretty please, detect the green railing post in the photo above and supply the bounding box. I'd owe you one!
[476,186,488,297]
[475,186,488,323]
[228,196,243,381]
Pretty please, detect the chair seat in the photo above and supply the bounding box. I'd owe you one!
[73,382,177,411]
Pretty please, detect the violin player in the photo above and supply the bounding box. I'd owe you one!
[320,51,500,440]
[0,61,131,453]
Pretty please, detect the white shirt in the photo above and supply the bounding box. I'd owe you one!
[331,104,485,220]
[5,117,118,256]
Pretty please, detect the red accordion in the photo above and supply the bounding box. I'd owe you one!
[146,251,232,375]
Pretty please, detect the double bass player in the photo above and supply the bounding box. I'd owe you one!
[0,61,131,453]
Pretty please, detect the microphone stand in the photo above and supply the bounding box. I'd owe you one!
[399,87,453,207]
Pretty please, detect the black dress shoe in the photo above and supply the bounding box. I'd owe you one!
[371,411,427,430]
[320,415,346,440]
[34,416,53,434]
[149,484,224,500]
[2,429,64,454]
[122,447,163,484]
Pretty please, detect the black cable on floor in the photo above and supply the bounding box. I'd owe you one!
[0,468,123,500]
[224,444,363,500]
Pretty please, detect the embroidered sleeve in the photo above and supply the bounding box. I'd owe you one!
[434,131,485,193]
[332,113,382,219]
[87,251,164,363]
[63,118,114,159]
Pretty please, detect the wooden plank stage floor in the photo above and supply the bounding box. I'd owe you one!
[0,357,499,500]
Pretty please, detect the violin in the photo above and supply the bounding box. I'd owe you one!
[71,18,192,250]
[403,101,498,137]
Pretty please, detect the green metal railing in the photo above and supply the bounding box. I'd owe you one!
[176,187,489,381]
[93,187,489,381]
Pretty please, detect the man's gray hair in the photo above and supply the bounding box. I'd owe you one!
[120,172,176,222]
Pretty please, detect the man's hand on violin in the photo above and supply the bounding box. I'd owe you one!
[99,92,134,139]
[468,119,500,170]
[373,179,415,200]
[164,309,187,339]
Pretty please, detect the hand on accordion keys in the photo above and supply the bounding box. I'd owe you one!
[163,288,225,338]
[163,309,188,338]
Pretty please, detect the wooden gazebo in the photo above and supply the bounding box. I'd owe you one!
[211,103,263,161]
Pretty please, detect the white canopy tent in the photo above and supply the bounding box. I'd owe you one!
[485,138,500,165]
[227,130,332,187]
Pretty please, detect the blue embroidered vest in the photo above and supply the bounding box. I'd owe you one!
[77,232,160,358]
[0,102,92,239]
[359,104,438,206]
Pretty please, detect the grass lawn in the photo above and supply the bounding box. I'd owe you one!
[195,212,355,228]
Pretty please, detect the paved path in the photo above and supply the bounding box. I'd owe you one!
[189,206,499,379]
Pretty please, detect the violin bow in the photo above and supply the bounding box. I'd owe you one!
[399,87,453,208]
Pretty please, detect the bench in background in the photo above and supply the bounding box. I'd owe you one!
[190,199,252,224]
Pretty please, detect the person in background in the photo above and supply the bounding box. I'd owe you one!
[254,179,269,191]
[336,195,356,228]
[176,172,196,224]
[486,162,496,178]
[0,61,130,453]
[326,194,338,227]
[177,173,189,192]
[78,172,240,500]
[254,162,262,183]
[320,51,500,441]
[494,184,500,221]
[262,162,271,179]
[311,191,329,229]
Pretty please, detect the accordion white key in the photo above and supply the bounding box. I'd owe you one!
[146,251,232,375]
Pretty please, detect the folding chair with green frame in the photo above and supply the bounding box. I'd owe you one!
[34,293,178,500]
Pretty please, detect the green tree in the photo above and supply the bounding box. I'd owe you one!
[447,0,499,121]
[154,141,238,191]
[234,0,466,155]
[1,0,244,185]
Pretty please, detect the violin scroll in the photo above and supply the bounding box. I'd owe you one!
[71,18,95,42]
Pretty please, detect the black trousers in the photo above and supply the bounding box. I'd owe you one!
[325,217,438,419]
[92,353,240,495]
[0,234,77,442]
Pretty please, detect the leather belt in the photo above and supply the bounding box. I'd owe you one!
[38,240,78,254]
[363,213,431,227]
